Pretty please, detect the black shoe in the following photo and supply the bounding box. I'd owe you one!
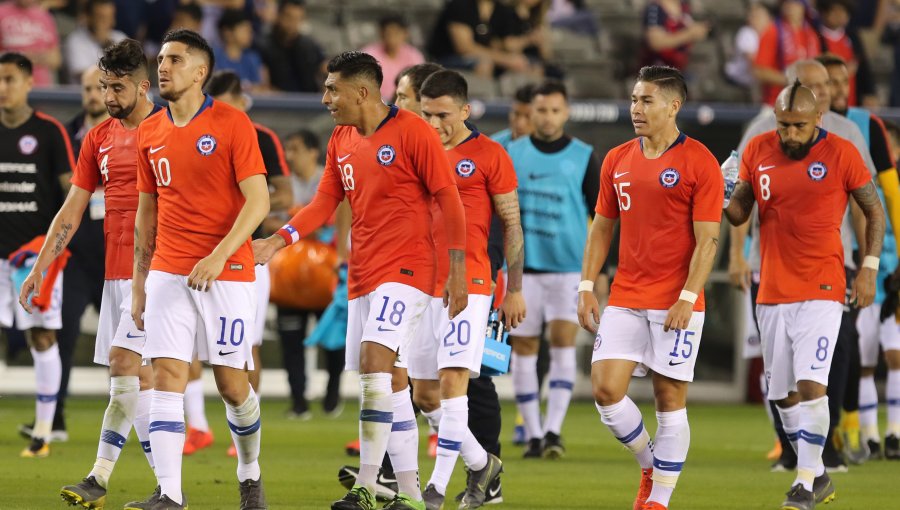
[823,441,848,473]
[770,448,797,472]
[523,438,542,458]
[455,473,502,505]
[18,420,68,442]
[459,453,503,508]
[780,483,814,510]
[60,476,106,508]
[812,472,835,504]
[336,465,398,502]
[239,477,267,510]
[541,432,565,459]
[285,401,311,421]
[323,391,343,417]
[886,434,900,459]
[867,439,883,460]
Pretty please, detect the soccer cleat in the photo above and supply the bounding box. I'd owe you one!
[455,471,502,505]
[383,493,425,510]
[20,437,49,458]
[19,419,68,442]
[781,484,814,510]
[428,433,438,458]
[522,438,542,458]
[640,503,667,510]
[541,432,565,459]
[124,488,186,510]
[239,477,267,510]
[60,476,106,509]
[885,434,900,460]
[767,438,783,461]
[182,427,213,456]
[633,468,653,510]
[285,403,312,421]
[422,484,444,510]
[337,465,398,502]
[867,439,883,460]
[122,486,161,510]
[459,453,503,509]
[345,438,361,457]
[823,442,848,473]
[227,442,237,457]
[813,472,835,504]
[841,428,869,465]
[332,486,376,510]
[770,447,798,472]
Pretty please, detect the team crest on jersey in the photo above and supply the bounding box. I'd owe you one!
[807,161,827,181]
[196,134,217,156]
[456,159,476,178]
[659,168,680,188]
[18,135,38,155]
[377,145,396,166]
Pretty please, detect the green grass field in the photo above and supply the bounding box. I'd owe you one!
[2,397,898,509]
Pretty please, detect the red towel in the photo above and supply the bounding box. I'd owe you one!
[9,235,71,312]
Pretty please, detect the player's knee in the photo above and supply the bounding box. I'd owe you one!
[138,365,154,391]
[413,389,440,413]
[796,380,827,402]
[511,337,539,356]
[151,359,189,392]
[108,348,141,377]
[28,328,56,351]
[216,377,251,406]
[593,384,625,407]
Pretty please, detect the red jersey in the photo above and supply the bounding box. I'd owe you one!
[740,130,872,304]
[596,134,723,311]
[135,96,266,282]
[755,21,822,105]
[314,106,455,299]
[431,131,518,297]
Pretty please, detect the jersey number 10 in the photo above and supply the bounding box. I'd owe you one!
[150,157,172,187]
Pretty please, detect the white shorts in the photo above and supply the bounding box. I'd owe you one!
[94,279,147,366]
[757,300,843,401]
[511,272,579,337]
[0,258,62,330]
[408,294,493,380]
[344,282,429,371]
[143,271,256,370]
[252,264,270,347]
[591,306,705,382]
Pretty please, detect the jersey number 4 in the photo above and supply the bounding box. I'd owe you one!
[100,154,110,182]
[150,157,172,187]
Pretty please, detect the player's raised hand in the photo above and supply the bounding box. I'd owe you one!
[252,236,284,265]
[188,254,226,292]
[664,299,693,332]
[851,267,877,309]
[577,290,601,334]
[131,284,146,331]
[500,290,526,329]
[17,270,42,314]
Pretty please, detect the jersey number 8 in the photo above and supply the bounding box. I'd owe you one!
[150,157,172,187]
[759,174,771,201]
[339,163,355,191]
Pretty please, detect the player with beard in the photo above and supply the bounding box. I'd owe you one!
[724,82,885,510]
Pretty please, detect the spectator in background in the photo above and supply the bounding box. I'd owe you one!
[361,14,424,101]
[427,0,531,78]
[818,0,878,107]
[884,0,900,107]
[754,0,821,105]
[259,0,326,93]
[725,1,772,90]
[492,82,535,149]
[512,0,561,78]
[639,0,710,71]
[214,9,269,91]
[547,0,599,37]
[0,0,62,87]
[65,0,127,83]
[199,0,251,48]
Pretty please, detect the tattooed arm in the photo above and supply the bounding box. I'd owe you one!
[132,192,158,330]
[18,185,92,313]
[850,181,886,308]
[723,181,756,226]
[492,190,526,328]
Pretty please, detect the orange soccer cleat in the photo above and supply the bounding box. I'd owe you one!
[641,502,667,510]
[227,442,237,457]
[182,427,214,455]
[345,438,360,457]
[428,433,438,458]
[633,468,653,510]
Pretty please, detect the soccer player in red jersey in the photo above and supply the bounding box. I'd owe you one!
[129,29,271,509]
[18,40,158,506]
[578,66,723,510]
[724,83,884,510]
[406,70,525,509]
[253,51,467,510]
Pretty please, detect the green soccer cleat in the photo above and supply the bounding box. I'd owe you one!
[459,454,503,509]
[382,493,426,510]
[331,486,376,510]
[60,476,106,509]
[813,472,836,505]
[781,484,814,510]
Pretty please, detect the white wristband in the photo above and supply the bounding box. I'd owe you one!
[863,256,880,271]
[679,290,698,304]
[578,280,594,293]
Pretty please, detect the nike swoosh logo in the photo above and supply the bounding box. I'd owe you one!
[234,425,255,434]
[99,146,113,154]
[377,325,395,332]
[758,164,776,172]
[528,173,552,180]
[668,360,686,366]
[219,350,236,356]
[449,350,467,356]
[337,154,351,163]
[149,146,166,154]
[125,332,145,339]
[810,365,826,370]
[487,484,501,498]
[614,171,629,178]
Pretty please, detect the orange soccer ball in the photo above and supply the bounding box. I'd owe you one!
[268,239,338,311]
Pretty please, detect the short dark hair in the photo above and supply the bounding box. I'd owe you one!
[817,0,854,14]
[161,29,215,86]
[397,63,444,100]
[636,65,687,102]
[287,129,321,152]
[217,8,250,33]
[174,2,203,23]
[206,70,242,97]
[532,79,568,101]
[514,83,536,104]
[279,0,305,11]
[420,69,468,103]
[378,13,408,31]
[99,38,148,79]
[0,53,33,76]
[85,0,114,15]
[815,53,847,69]
[327,51,383,88]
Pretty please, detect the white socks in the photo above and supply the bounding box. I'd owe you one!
[89,376,139,487]
[428,396,463,495]
[225,389,262,482]
[545,347,576,436]
[135,389,155,471]
[512,353,541,440]
[888,370,900,437]
[32,344,61,441]
[793,397,829,491]
[597,397,653,469]
[184,379,209,432]
[649,409,690,507]
[778,403,802,455]
[386,387,420,500]
[149,391,186,504]
[859,374,880,441]
[357,373,393,491]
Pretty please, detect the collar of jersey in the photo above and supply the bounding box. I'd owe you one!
[375,104,400,132]
[459,129,480,146]
[639,131,686,155]
[165,93,213,124]
[812,128,827,146]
